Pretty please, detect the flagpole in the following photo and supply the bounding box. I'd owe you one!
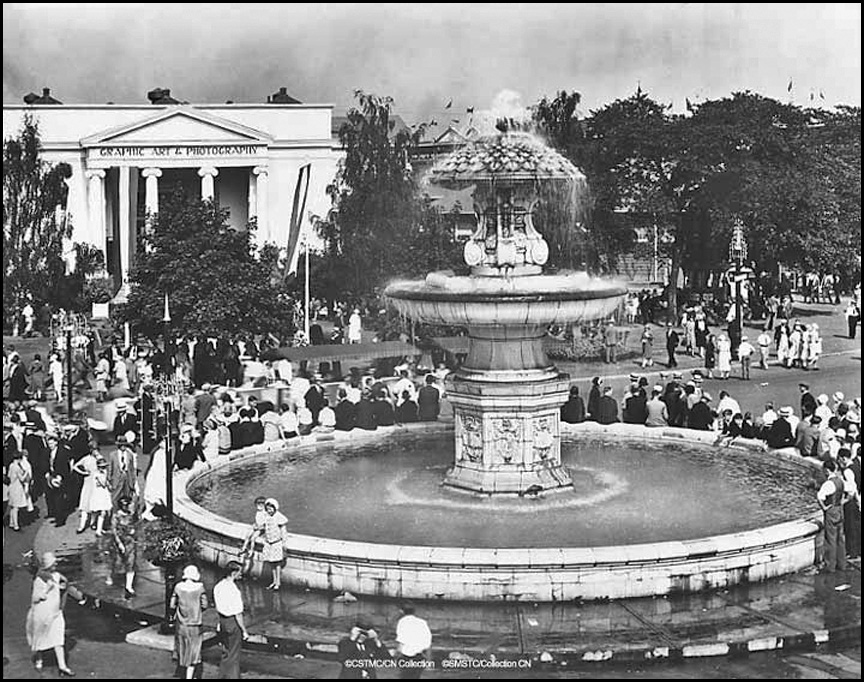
[304,233,310,341]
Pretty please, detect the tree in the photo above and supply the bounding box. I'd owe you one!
[315,90,457,301]
[3,114,73,329]
[119,189,295,340]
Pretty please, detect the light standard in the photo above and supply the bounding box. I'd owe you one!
[728,217,748,353]
[64,324,74,417]
[161,293,173,519]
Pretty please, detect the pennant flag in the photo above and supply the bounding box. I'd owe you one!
[286,163,312,277]
[444,98,453,109]
[787,79,793,92]
[685,97,693,112]
[819,90,825,100]
[466,106,474,114]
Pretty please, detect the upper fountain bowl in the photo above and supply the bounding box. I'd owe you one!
[429,131,584,187]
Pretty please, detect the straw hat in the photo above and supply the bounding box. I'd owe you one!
[181,565,201,581]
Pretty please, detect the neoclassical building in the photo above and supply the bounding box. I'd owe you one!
[2,88,339,295]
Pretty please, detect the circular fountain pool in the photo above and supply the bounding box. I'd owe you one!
[177,423,822,602]
[189,431,815,549]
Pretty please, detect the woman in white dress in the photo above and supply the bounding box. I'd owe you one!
[88,457,113,535]
[777,325,790,368]
[71,449,100,533]
[807,324,823,370]
[788,325,802,369]
[142,440,168,520]
[255,497,288,590]
[716,334,732,380]
[49,353,64,402]
[7,448,33,531]
[26,552,75,675]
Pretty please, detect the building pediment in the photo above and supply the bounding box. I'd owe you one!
[81,107,273,146]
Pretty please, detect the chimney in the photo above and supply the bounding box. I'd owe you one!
[267,86,301,104]
[23,92,39,104]
[33,88,62,105]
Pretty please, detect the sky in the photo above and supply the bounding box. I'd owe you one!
[3,3,861,122]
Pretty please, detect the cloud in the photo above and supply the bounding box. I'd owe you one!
[3,4,860,117]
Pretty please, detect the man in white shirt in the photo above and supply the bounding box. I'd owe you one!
[756,330,772,369]
[391,370,416,403]
[737,335,755,380]
[816,460,847,573]
[395,602,432,679]
[716,391,741,419]
[213,561,249,678]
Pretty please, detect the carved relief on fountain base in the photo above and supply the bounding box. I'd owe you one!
[445,373,573,495]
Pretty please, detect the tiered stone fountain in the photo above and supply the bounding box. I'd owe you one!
[179,120,820,603]
[385,128,626,494]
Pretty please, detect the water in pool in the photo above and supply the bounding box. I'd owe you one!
[189,432,817,548]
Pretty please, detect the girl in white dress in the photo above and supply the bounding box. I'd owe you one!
[89,457,113,535]
[716,334,732,380]
[71,449,100,533]
[777,326,790,367]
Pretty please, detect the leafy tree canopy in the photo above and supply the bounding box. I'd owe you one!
[120,189,295,340]
[3,114,73,326]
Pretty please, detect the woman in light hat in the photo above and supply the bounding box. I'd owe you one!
[716,334,732,380]
[88,456,113,535]
[170,564,209,679]
[255,497,288,590]
[26,551,75,676]
[7,448,33,531]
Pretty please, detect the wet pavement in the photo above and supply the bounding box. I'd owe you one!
[3,300,861,679]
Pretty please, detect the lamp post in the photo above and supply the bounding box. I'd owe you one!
[729,217,748,354]
[162,294,173,519]
[64,324,74,417]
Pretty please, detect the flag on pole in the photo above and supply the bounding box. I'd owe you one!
[286,163,312,277]
[787,79,793,92]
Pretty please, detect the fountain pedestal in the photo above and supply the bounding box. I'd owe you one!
[446,372,573,494]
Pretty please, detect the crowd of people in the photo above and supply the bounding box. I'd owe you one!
[561,372,861,567]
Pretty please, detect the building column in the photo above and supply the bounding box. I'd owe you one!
[118,166,132,286]
[198,166,219,201]
[252,166,269,244]
[86,169,107,251]
[141,167,162,218]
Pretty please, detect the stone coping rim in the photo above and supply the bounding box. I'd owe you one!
[176,422,821,568]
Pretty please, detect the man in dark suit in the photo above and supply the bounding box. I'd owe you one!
[560,386,586,424]
[23,421,49,504]
[337,620,390,679]
[766,407,796,449]
[112,398,138,438]
[44,431,71,525]
[372,390,395,427]
[334,388,357,432]
[596,386,619,425]
[799,383,817,419]
[23,400,47,432]
[688,394,715,430]
[417,375,441,422]
[665,323,680,368]
[304,377,326,426]
[107,431,138,508]
[355,392,378,431]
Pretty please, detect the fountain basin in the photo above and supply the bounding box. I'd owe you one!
[385,272,627,328]
[178,422,821,602]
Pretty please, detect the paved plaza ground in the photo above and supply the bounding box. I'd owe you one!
[3,299,861,679]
